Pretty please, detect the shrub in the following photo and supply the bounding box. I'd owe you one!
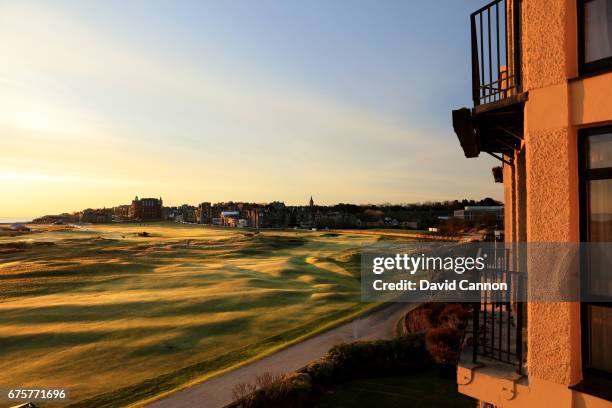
[255,372,285,389]
[230,332,432,407]
[299,333,428,384]
[231,372,304,408]
[252,374,291,407]
[425,326,461,365]
[424,302,447,326]
[231,382,257,407]
[287,373,311,392]
[299,357,336,385]
[404,306,433,333]
[405,302,472,334]
[438,303,471,330]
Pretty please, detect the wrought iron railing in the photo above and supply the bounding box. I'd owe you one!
[472,247,526,374]
[471,0,522,106]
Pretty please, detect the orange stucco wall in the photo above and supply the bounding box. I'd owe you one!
[522,0,573,90]
[520,0,612,391]
[521,0,582,388]
[570,72,612,126]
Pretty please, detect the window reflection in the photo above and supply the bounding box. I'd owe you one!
[588,179,612,241]
[588,133,612,169]
[585,131,612,375]
[585,0,612,63]
[589,305,612,372]
[588,181,612,298]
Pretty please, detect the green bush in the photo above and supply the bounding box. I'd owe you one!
[299,357,336,384]
[299,333,428,384]
[424,302,447,326]
[438,303,471,330]
[231,372,312,408]
[228,330,457,407]
[425,326,461,365]
[405,302,471,333]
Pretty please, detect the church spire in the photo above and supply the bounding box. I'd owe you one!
[309,196,314,207]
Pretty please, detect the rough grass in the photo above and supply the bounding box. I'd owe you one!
[0,223,396,407]
[67,304,375,408]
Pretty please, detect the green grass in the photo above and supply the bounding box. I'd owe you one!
[66,303,377,408]
[316,370,475,408]
[0,222,408,407]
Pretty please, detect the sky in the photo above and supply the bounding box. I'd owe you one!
[0,0,501,218]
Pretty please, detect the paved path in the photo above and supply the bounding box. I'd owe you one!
[146,302,416,408]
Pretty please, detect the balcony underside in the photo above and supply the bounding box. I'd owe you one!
[453,92,527,161]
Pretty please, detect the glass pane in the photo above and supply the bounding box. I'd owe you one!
[589,179,612,241]
[588,180,612,297]
[589,132,612,169]
[589,305,612,372]
[585,0,612,63]
[587,243,612,297]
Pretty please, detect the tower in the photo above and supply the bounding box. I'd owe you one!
[309,196,315,225]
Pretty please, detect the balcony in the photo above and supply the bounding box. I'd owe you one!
[452,0,526,163]
[457,248,528,405]
[464,248,527,371]
[471,0,522,107]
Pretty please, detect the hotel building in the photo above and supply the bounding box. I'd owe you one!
[452,0,612,406]
[128,196,163,220]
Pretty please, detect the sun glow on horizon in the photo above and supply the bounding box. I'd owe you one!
[0,1,501,218]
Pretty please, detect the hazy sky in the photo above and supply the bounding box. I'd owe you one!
[0,0,501,218]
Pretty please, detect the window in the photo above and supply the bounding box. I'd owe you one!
[579,126,612,394]
[579,0,612,75]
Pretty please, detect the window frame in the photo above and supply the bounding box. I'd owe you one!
[578,126,612,395]
[578,0,612,76]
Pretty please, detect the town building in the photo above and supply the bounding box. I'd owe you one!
[79,208,113,223]
[161,206,177,221]
[196,202,212,224]
[32,213,79,224]
[113,205,130,218]
[128,196,163,220]
[177,204,197,223]
[247,207,264,228]
[220,211,240,227]
[452,0,612,406]
[248,202,288,228]
[400,220,420,229]
[453,205,504,226]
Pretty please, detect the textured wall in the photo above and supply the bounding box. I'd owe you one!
[528,302,581,385]
[522,0,569,90]
[524,125,580,385]
[522,1,581,384]
[525,128,572,241]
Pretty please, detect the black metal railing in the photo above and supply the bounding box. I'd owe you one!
[471,0,522,106]
[472,248,526,374]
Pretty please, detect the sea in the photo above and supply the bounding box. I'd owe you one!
[0,217,35,224]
